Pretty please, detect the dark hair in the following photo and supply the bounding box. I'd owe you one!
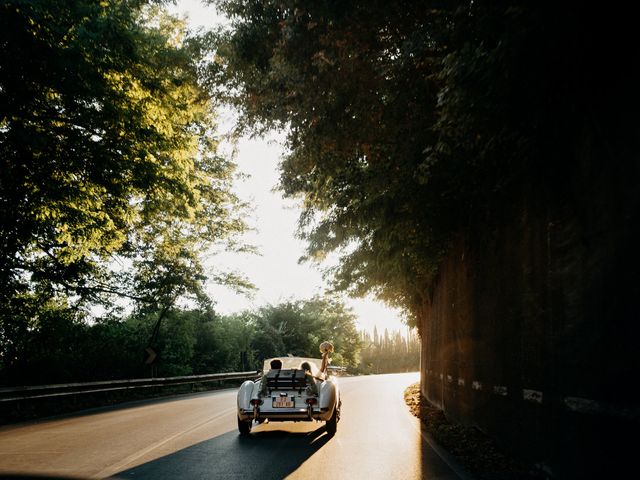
[300,362,311,371]
[270,359,282,369]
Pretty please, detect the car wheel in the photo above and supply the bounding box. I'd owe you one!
[238,417,252,435]
[325,406,338,436]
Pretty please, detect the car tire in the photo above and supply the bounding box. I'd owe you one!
[238,417,252,435]
[325,406,338,436]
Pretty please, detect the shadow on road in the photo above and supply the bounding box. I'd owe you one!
[114,424,332,479]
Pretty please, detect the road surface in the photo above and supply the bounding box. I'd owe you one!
[0,373,469,479]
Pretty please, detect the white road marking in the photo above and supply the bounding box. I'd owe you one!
[493,385,508,396]
[563,396,600,414]
[523,389,543,403]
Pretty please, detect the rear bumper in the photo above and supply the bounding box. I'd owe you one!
[238,406,332,422]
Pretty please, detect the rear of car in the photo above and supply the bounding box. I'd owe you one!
[237,357,340,435]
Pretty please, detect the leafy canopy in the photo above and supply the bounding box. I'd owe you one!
[210,1,467,322]
[1,296,363,386]
[0,0,250,366]
[0,0,248,305]
[209,1,620,325]
[251,296,361,367]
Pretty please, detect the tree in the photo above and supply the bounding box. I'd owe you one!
[356,326,419,374]
[0,0,249,377]
[250,297,361,368]
[209,1,637,328]
[209,0,459,323]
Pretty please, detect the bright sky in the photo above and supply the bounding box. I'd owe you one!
[170,0,408,336]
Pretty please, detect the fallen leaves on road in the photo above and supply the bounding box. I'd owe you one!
[404,383,548,480]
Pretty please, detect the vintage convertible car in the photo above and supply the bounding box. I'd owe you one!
[236,356,341,436]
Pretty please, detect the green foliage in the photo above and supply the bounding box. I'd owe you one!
[209,1,630,327]
[0,297,362,386]
[0,0,250,371]
[1,299,149,385]
[0,0,248,307]
[252,296,361,367]
[356,327,420,375]
[210,0,457,322]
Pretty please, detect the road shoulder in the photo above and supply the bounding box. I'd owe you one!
[404,383,547,480]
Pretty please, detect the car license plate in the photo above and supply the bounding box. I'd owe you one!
[273,397,294,408]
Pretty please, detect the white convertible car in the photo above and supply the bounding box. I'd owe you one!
[237,356,341,436]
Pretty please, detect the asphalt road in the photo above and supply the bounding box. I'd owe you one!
[0,372,469,479]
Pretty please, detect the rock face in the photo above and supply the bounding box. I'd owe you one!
[419,159,639,477]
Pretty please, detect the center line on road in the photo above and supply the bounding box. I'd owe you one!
[93,406,235,479]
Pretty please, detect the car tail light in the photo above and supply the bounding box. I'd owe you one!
[250,399,263,406]
[305,398,317,405]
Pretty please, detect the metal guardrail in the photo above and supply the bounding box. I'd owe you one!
[0,371,261,402]
[327,365,347,372]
